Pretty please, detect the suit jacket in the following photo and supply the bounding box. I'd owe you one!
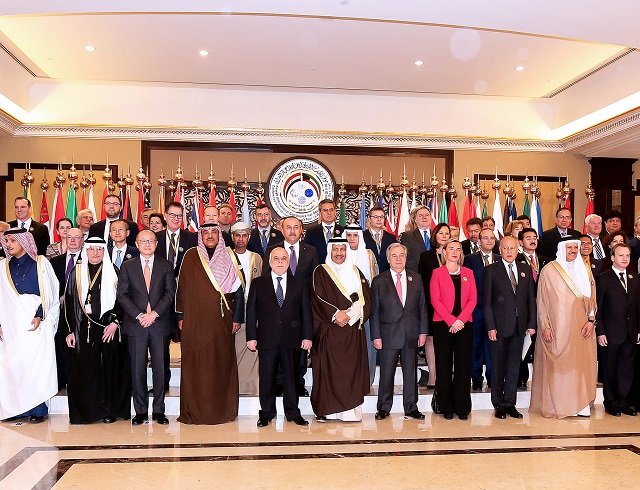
[463,251,501,323]
[363,229,397,273]
[483,260,536,338]
[516,252,550,291]
[245,273,313,349]
[247,227,285,257]
[430,265,477,325]
[400,228,430,272]
[263,241,319,283]
[155,229,197,276]
[630,237,640,272]
[303,222,344,264]
[89,219,139,246]
[370,269,429,349]
[108,244,140,268]
[418,249,443,319]
[461,239,479,257]
[539,227,581,259]
[9,219,49,256]
[117,255,177,337]
[596,268,640,344]
[587,257,605,278]
[50,251,81,297]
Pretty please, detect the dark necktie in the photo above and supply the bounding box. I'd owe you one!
[325,226,332,242]
[276,276,284,307]
[529,254,538,282]
[261,230,268,252]
[374,232,381,253]
[594,238,604,259]
[482,254,489,267]
[168,232,176,265]
[65,253,76,281]
[20,221,26,229]
[508,263,517,293]
[620,271,627,292]
[289,246,298,275]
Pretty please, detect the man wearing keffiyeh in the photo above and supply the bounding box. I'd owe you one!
[176,223,245,425]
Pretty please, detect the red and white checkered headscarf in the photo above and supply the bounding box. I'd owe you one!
[197,225,238,293]
[0,228,38,261]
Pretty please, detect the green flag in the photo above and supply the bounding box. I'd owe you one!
[439,194,448,224]
[523,195,531,218]
[338,199,346,227]
[66,186,77,226]
[482,201,488,218]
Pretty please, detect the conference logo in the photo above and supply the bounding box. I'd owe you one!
[267,157,335,224]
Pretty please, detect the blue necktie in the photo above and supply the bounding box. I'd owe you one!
[289,246,298,275]
[325,226,332,242]
[115,250,122,268]
[261,230,268,252]
[423,230,431,251]
[276,276,284,307]
[20,221,26,229]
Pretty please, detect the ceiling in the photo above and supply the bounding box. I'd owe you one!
[0,1,639,157]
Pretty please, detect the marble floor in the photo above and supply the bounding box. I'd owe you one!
[1,406,639,489]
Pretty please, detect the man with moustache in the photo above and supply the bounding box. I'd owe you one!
[247,247,312,427]
[247,204,284,257]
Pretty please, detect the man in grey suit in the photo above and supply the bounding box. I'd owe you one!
[370,243,429,420]
[399,205,432,272]
[117,229,176,426]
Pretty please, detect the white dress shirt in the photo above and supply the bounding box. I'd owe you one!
[392,269,408,306]
[271,270,287,297]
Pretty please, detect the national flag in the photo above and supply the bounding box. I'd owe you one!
[410,191,417,212]
[503,196,511,227]
[241,189,251,226]
[461,191,472,237]
[448,196,459,228]
[523,194,531,218]
[492,190,504,240]
[338,199,347,227]
[509,198,518,222]
[229,189,237,223]
[100,186,108,220]
[39,189,50,233]
[530,196,539,236]
[136,185,145,229]
[157,185,165,214]
[583,196,595,234]
[188,187,204,232]
[431,191,439,225]
[66,185,77,226]
[51,186,66,242]
[87,185,96,219]
[122,186,132,221]
[79,188,87,211]
[359,192,367,229]
[396,190,410,235]
[385,197,396,236]
[439,193,448,225]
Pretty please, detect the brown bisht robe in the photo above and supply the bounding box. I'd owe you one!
[529,262,597,418]
[310,265,372,417]
[176,248,244,425]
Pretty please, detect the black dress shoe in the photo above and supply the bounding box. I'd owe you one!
[621,406,637,416]
[257,416,270,427]
[315,415,327,422]
[472,381,482,391]
[494,407,507,419]
[152,413,169,425]
[405,409,425,420]
[605,407,621,417]
[374,410,389,420]
[102,416,116,424]
[458,413,468,420]
[29,415,47,424]
[443,413,454,420]
[418,368,429,388]
[506,406,523,419]
[517,381,528,391]
[297,386,309,397]
[132,414,148,425]
[287,415,309,426]
[275,384,284,396]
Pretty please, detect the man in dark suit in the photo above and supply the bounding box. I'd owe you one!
[117,229,176,426]
[107,219,140,270]
[596,243,639,417]
[463,228,500,390]
[579,234,605,278]
[484,236,536,419]
[50,228,85,390]
[303,199,344,264]
[516,228,550,389]
[461,217,482,256]
[604,210,623,236]
[247,204,284,257]
[246,247,312,427]
[371,242,429,420]
[155,201,197,277]
[10,197,50,256]
[363,206,397,272]
[399,205,432,272]
[89,194,139,247]
[263,216,319,396]
[629,216,640,272]
[539,207,580,259]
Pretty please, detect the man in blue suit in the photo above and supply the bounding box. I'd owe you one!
[303,199,344,264]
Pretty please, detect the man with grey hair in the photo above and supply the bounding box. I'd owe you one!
[584,214,605,260]
[370,242,429,420]
[399,205,432,272]
[76,208,95,241]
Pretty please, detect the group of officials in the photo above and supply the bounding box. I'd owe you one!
[1,194,639,427]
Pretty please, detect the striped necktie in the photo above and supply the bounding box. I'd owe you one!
[276,276,284,307]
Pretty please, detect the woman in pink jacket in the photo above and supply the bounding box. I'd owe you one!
[429,239,477,420]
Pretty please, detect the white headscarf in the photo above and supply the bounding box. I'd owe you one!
[556,239,591,298]
[326,239,362,295]
[343,224,373,282]
[79,238,118,317]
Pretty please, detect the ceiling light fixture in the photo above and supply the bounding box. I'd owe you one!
[415,60,424,66]
[515,65,525,71]
[199,50,209,57]
[85,45,96,52]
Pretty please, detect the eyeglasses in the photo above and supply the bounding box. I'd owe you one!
[137,240,157,245]
[166,213,182,220]
[104,201,120,206]
[370,215,385,219]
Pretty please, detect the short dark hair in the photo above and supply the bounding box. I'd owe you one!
[556,207,571,217]
[256,203,270,212]
[369,206,385,216]
[481,216,495,225]
[104,194,122,205]
[318,199,335,209]
[149,213,166,227]
[110,219,129,230]
[518,227,538,240]
[218,203,233,212]
[605,210,622,221]
[14,197,32,207]
[56,217,73,229]
[578,233,591,241]
[165,201,183,213]
[516,214,530,222]
[281,215,303,226]
[611,242,631,255]
[466,217,482,228]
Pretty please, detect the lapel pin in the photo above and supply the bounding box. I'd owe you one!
[29,227,34,232]
[178,247,184,252]
[520,272,525,277]
[463,276,468,282]
[408,276,413,282]
[271,232,276,238]
[125,253,131,259]
[630,274,634,279]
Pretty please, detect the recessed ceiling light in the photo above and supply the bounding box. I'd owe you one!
[415,60,424,66]
[515,65,525,71]
[85,45,96,52]
[199,50,209,57]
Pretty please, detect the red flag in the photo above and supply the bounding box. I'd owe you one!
[100,186,108,220]
[461,192,472,235]
[448,197,459,228]
[229,190,237,222]
[80,189,87,210]
[39,190,50,227]
[197,190,205,225]
[136,186,145,228]
[582,198,595,234]
[123,187,132,221]
[209,183,216,207]
[52,187,66,242]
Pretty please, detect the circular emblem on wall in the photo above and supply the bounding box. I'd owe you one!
[267,157,335,224]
